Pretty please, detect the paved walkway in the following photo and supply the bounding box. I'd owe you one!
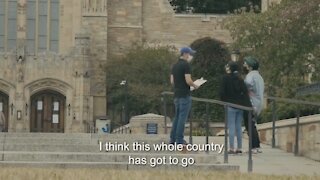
[191,136,320,176]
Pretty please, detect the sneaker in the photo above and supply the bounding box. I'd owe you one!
[251,148,259,154]
[176,140,188,145]
[182,139,188,145]
[228,150,236,154]
[236,150,243,154]
[256,148,262,153]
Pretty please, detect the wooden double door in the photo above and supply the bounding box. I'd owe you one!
[0,91,9,132]
[30,90,65,133]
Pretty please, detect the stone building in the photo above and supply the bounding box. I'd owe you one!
[0,0,275,133]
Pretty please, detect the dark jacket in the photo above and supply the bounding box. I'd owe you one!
[219,73,251,108]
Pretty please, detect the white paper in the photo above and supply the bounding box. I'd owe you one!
[190,77,207,91]
[37,101,43,110]
[0,102,2,112]
[53,102,59,111]
[17,111,21,119]
[52,114,59,124]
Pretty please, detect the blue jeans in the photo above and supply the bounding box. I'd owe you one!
[170,96,192,144]
[228,107,243,150]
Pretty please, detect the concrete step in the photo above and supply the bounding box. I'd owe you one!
[0,133,239,172]
[0,133,169,145]
[0,137,168,145]
[0,133,224,154]
[0,133,168,140]
[0,140,170,148]
[0,133,92,139]
[1,144,98,152]
[0,151,219,164]
[0,161,239,171]
[0,138,94,145]
[0,143,218,154]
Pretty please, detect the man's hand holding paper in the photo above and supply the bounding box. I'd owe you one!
[190,77,207,91]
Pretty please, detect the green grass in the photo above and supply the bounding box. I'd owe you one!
[0,168,319,180]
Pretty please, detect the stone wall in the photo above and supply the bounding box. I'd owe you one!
[143,0,232,48]
[82,16,108,119]
[107,0,143,57]
[107,0,142,26]
[59,0,82,54]
[0,52,74,132]
[0,32,92,132]
[129,113,167,134]
[258,114,320,161]
[106,0,232,57]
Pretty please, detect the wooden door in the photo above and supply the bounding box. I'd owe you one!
[30,90,65,132]
[0,91,9,132]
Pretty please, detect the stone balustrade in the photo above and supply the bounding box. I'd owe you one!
[82,0,108,17]
[258,114,320,161]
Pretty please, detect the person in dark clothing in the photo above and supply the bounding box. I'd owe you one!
[170,47,198,145]
[220,61,251,154]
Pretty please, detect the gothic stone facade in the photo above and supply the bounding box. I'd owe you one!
[0,0,274,133]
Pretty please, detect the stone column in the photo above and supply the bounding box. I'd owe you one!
[71,32,91,132]
[13,0,27,132]
[82,1,108,125]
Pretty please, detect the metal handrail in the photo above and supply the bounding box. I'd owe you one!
[267,96,320,106]
[161,91,254,172]
[266,96,320,156]
[161,91,320,172]
[162,91,253,110]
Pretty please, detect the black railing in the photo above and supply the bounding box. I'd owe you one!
[161,91,255,172]
[267,96,320,156]
[161,91,320,172]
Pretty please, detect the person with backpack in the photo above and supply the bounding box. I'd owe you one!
[220,61,251,154]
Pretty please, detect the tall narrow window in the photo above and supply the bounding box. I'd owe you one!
[38,0,47,52]
[0,0,5,51]
[26,0,36,54]
[0,0,17,52]
[7,0,17,50]
[50,0,59,52]
[26,0,60,54]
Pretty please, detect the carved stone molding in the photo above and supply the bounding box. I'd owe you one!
[25,78,72,96]
[82,0,108,17]
[17,1,26,15]
[0,81,15,95]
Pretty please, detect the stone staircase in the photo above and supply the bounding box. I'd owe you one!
[0,133,238,171]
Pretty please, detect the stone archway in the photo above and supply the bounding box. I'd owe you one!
[0,91,9,132]
[0,79,16,132]
[30,90,66,132]
[24,78,73,132]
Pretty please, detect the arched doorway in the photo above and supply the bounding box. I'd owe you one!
[30,90,65,132]
[0,91,9,132]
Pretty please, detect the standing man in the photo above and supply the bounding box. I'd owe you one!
[243,56,264,153]
[170,47,198,144]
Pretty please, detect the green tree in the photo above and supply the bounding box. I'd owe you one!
[226,0,320,96]
[226,0,320,121]
[190,37,230,122]
[169,0,261,14]
[106,45,177,126]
